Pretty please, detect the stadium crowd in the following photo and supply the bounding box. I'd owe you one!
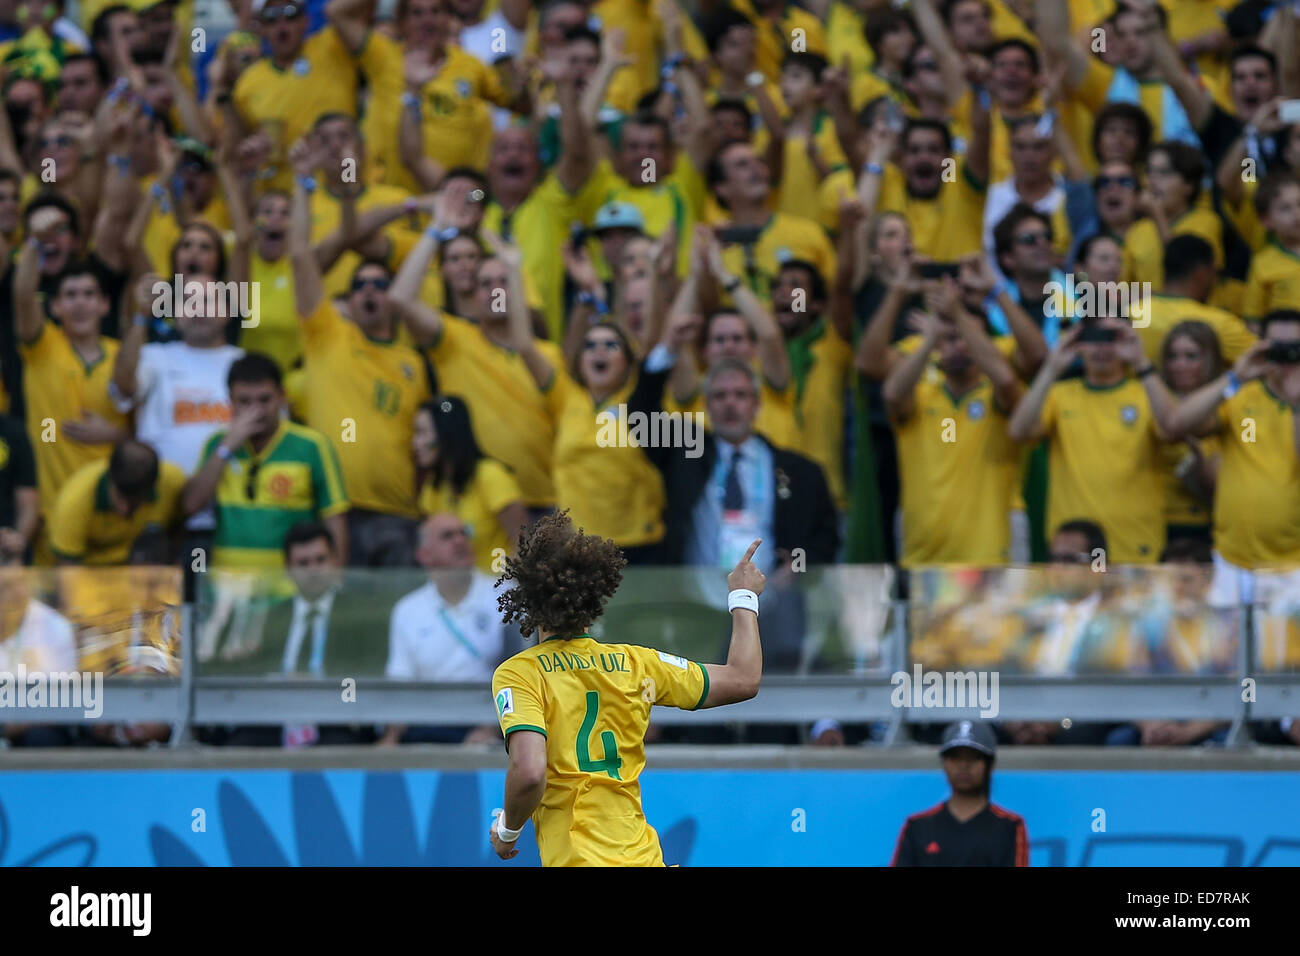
[0,0,1298,747]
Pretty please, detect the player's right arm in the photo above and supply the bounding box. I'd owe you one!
[700,539,766,708]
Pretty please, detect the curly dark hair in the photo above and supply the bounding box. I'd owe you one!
[496,511,627,638]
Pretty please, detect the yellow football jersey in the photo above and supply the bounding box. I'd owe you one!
[240,252,301,372]
[419,457,523,573]
[730,0,827,82]
[877,162,986,262]
[48,459,185,565]
[1213,381,1300,568]
[300,301,430,517]
[426,316,563,507]
[1039,376,1167,563]
[232,27,383,191]
[492,635,708,867]
[363,35,510,189]
[894,375,1020,566]
[1132,293,1256,364]
[1241,241,1300,321]
[546,370,666,547]
[1122,209,1223,289]
[20,328,127,520]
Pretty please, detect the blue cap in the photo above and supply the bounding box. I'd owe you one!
[592,201,645,234]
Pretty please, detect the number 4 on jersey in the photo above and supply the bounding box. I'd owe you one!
[576,691,623,780]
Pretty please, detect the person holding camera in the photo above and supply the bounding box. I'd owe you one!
[1155,309,1300,605]
[883,275,1023,566]
[1008,314,1168,564]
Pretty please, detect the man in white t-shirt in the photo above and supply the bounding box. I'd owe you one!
[110,273,244,533]
[457,0,526,65]
[379,512,509,744]
[0,553,80,746]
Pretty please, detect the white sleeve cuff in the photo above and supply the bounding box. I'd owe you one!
[643,343,676,374]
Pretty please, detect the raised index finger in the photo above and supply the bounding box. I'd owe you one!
[741,539,762,565]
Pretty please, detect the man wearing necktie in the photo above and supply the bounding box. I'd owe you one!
[213,521,387,746]
[648,358,840,679]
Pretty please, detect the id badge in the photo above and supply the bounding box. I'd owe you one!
[720,509,761,569]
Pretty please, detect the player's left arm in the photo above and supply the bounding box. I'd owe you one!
[490,730,548,860]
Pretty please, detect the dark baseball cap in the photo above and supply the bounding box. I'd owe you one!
[939,720,997,759]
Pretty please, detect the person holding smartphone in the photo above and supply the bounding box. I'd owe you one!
[1008,315,1169,564]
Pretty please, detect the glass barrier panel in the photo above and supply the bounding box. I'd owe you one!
[195,565,901,678]
[907,565,1241,676]
[0,565,182,678]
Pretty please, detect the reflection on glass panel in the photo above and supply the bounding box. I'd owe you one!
[195,565,901,678]
[1249,568,1300,673]
[0,566,181,677]
[908,565,1240,676]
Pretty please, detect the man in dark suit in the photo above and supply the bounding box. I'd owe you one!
[650,357,839,674]
[213,521,385,745]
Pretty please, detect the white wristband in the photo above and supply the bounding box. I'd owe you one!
[495,810,522,843]
[728,588,759,615]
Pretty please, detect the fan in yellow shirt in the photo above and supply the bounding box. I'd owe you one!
[231,7,386,192]
[776,52,856,232]
[1162,312,1300,572]
[707,141,837,304]
[413,397,527,574]
[728,0,826,83]
[1155,320,1225,539]
[1241,175,1300,322]
[388,216,563,508]
[328,0,522,189]
[1129,234,1256,364]
[886,289,1024,566]
[48,443,185,565]
[489,513,765,866]
[523,321,676,555]
[290,147,432,524]
[666,226,798,449]
[14,249,130,563]
[1009,318,1168,564]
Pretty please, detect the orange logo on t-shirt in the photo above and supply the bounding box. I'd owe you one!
[268,474,293,499]
[173,401,232,425]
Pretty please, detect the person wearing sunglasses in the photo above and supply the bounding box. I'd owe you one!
[990,203,1070,346]
[290,136,431,567]
[1064,161,1141,266]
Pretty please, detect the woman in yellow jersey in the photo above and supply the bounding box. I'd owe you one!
[489,513,765,866]
[522,315,689,564]
[1158,320,1222,547]
[412,395,527,574]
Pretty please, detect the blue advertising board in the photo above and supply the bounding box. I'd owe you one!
[0,769,1296,866]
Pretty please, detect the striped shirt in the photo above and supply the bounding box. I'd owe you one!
[200,420,349,568]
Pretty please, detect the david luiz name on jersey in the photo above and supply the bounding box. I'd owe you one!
[537,650,631,674]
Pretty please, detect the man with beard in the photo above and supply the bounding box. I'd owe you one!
[290,138,431,566]
[891,720,1028,866]
[861,97,990,263]
[884,276,1023,565]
